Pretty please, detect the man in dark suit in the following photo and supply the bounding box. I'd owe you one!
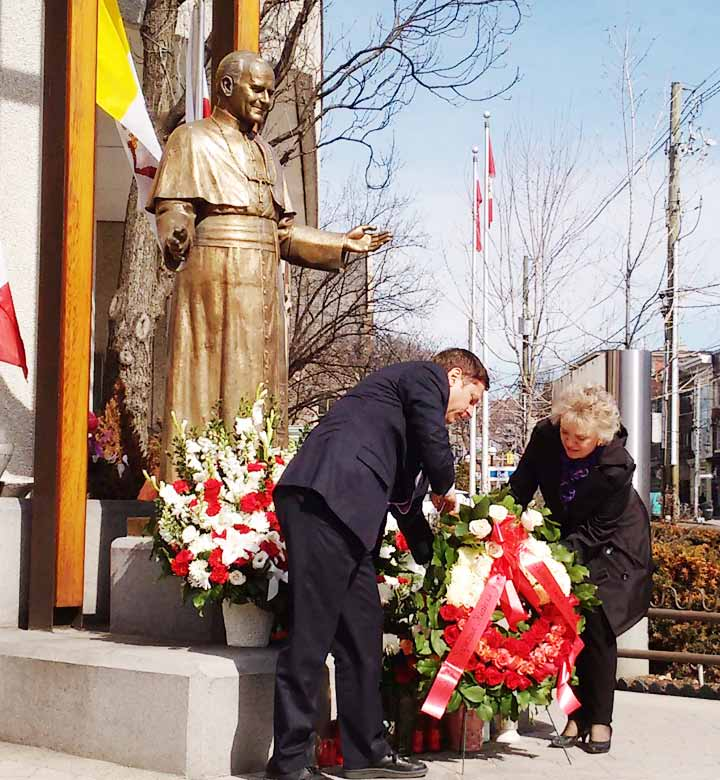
[266,349,489,780]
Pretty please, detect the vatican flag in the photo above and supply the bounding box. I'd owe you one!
[96,0,162,161]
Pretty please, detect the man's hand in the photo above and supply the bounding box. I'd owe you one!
[431,490,458,516]
[165,225,191,270]
[344,224,392,254]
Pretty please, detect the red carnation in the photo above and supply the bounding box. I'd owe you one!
[204,478,222,503]
[240,493,263,514]
[484,667,506,687]
[267,511,281,531]
[504,638,532,658]
[212,529,227,540]
[260,540,281,558]
[234,556,250,567]
[377,574,386,583]
[247,462,264,472]
[443,624,461,647]
[397,576,411,585]
[395,531,409,552]
[189,498,199,509]
[275,455,285,465]
[210,564,229,585]
[234,523,251,534]
[170,549,194,577]
[208,548,224,568]
[173,479,190,495]
[439,604,463,623]
[206,501,221,517]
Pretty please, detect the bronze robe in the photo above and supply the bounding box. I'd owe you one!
[147,108,346,476]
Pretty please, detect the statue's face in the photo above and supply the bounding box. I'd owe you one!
[222,61,275,129]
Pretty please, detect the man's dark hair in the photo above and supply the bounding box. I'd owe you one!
[432,348,490,389]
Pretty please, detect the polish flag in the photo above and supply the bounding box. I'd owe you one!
[185,0,212,123]
[0,242,28,379]
[488,137,496,226]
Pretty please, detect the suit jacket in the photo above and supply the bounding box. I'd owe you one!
[509,419,653,636]
[277,362,455,562]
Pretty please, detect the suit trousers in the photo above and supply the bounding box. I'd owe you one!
[270,488,390,773]
[572,606,617,726]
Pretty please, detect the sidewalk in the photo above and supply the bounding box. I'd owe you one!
[0,691,717,780]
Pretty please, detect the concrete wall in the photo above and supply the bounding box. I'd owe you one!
[0,498,152,629]
[0,0,43,484]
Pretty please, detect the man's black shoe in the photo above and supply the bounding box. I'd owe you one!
[265,765,323,780]
[343,754,428,779]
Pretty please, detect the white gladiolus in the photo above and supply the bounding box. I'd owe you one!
[228,570,247,586]
[469,518,492,540]
[446,547,493,608]
[521,509,544,531]
[383,633,402,656]
[488,504,509,522]
[247,511,270,534]
[159,484,186,511]
[235,417,254,436]
[252,397,266,433]
[378,544,394,559]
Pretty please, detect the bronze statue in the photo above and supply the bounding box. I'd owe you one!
[147,51,390,474]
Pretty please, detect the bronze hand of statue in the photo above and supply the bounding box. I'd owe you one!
[343,224,393,254]
[164,225,191,271]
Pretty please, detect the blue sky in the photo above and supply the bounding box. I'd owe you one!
[319,0,720,386]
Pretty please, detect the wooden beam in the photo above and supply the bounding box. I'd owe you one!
[29,0,97,627]
[212,0,261,81]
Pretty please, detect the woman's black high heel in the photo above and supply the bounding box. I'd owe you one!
[549,722,588,748]
[583,725,612,754]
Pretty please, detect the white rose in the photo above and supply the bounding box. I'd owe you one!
[382,633,401,656]
[187,560,211,590]
[469,518,492,540]
[181,525,199,544]
[252,550,269,569]
[486,541,504,559]
[521,509,544,531]
[488,504,509,522]
[228,570,247,586]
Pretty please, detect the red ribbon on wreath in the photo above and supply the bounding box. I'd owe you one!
[421,515,584,720]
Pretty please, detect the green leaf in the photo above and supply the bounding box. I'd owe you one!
[474,496,490,517]
[476,702,495,722]
[550,543,575,564]
[567,565,587,583]
[499,694,513,716]
[454,522,469,538]
[459,684,486,703]
[431,629,449,656]
[444,546,458,567]
[516,690,531,709]
[415,633,431,656]
[502,495,517,511]
[416,659,440,678]
[459,505,473,525]
[446,690,462,713]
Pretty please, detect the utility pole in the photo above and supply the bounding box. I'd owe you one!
[520,255,531,443]
[662,81,682,521]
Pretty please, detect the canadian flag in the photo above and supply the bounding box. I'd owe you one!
[0,242,28,379]
[185,0,211,123]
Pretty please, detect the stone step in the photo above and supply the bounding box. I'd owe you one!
[0,627,276,779]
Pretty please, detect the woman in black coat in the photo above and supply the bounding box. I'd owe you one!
[509,384,652,753]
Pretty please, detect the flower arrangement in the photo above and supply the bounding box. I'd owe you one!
[148,388,291,614]
[413,490,599,724]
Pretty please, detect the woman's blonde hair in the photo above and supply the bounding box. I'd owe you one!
[550,384,621,445]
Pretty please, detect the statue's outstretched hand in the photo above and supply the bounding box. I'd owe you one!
[344,224,392,254]
[165,225,191,271]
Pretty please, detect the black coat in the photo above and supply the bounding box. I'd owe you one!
[278,361,455,563]
[509,419,653,636]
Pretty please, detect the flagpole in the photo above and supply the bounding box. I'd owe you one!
[481,111,491,494]
[469,146,479,497]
